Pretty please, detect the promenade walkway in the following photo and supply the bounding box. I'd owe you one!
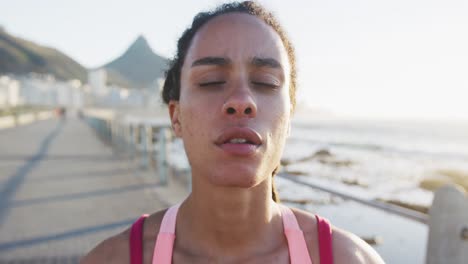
[0,117,187,263]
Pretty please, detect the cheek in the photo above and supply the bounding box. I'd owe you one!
[179,101,210,145]
[262,92,290,132]
[272,115,290,149]
[268,99,291,150]
[180,105,196,139]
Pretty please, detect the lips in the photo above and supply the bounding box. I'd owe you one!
[215,127,262,145]
[215,127,262,155]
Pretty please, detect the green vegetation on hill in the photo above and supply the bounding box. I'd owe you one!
[0,28,87,82]
[0,29,169,89]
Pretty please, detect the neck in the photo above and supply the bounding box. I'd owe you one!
[175,175,284,258]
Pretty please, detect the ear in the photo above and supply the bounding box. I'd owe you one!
[168,101,182,137]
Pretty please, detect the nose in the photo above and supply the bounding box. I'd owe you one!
[222,88,257,118]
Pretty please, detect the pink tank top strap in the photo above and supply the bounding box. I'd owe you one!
[129,214,149,264]
[278,204,313,264]
[142,203,333,264]
[315,214,334,264]
[151,204,180,264]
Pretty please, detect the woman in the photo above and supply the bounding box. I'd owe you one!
[82,1,384,263]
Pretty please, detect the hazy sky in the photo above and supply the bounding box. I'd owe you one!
[1,0,467,121]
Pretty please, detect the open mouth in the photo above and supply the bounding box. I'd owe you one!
[215,127,262,155]
[226,138,255,144]
[216,127,262,145]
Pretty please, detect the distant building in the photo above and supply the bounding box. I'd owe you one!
[88,69,108,96]
[56,79,83,108]
[0,74,85,109]
[19,74,57,106]
[145,77,165,109]
[0,75,20,107]
[84,69,167,108]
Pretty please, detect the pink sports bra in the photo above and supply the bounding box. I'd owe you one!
[130,204,333,264]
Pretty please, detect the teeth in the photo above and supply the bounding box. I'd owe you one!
[229,138,247,144]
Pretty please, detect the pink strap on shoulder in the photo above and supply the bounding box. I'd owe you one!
[130,214,149,264]
[278,204,313,264]
[152,204,180,264]
[316,215,334,264]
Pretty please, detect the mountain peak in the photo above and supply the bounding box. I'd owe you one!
[128,35,152,53]
[103,35,168,88]
[135,35,147,43]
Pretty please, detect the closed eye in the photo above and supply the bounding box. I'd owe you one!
[251,81,280,89]
[199,81,226,87]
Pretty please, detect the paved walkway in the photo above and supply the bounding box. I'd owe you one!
[0,117,188,263]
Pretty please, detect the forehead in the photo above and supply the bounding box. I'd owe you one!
[184,13,289,68]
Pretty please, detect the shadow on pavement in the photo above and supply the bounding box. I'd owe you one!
[12,183,161,208]
[0,122,64,226]
[0,218,135,252]
[0,154,126,162]
[27,167,141,183]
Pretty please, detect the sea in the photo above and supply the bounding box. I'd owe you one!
[285,118,468,203]
[166,116,468,263]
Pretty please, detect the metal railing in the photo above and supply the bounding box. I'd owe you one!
[279,174,428,224]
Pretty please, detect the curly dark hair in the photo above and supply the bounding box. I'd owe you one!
[162,1,296,202]
[161,1,297,111]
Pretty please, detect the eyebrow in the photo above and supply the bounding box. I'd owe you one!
[191,57,231,67]
[190,56,282,70]
[251,57,282,69]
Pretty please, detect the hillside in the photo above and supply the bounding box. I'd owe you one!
[102,35,168,88]
[0,28,87,82]
[0,29,169,88]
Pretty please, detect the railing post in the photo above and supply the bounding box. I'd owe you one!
[97,118,103,137]
[158,128,170,186]
[96,118,102,137]
[118,122,125,150]
[110,120,116,145]
[140,124,148,169]
[115,122,121,148]
[426,184,467,264]
[133,124,139,157]
[128,124,135,157]
[105,119,110,140]
[146,124,155,167]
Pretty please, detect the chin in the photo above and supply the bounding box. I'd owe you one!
[207,165,265,188]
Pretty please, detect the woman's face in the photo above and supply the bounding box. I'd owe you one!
[170,13,291,188]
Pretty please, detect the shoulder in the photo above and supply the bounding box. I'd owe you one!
[80,210,168,264]
[332,227,385,264]
[288,207,385,264]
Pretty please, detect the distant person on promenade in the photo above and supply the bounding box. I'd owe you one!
[82,1,384,263]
